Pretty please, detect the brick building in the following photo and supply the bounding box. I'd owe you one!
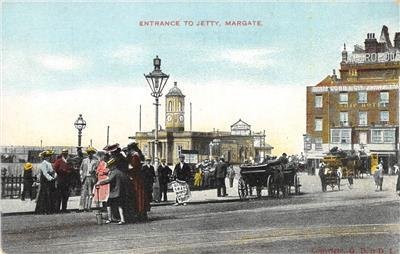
[304,25,400,172]
[134,82,273,165]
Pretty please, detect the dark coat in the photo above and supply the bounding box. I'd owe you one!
[173,163,191,182]
[158,164,172,184]
[141,164,155,191]
[100,168,127,199]
[23,169,33,182]
[215,162,228,179]
[53,157,72,183]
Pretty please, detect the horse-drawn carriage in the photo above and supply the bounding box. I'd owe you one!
[238,159,301,199]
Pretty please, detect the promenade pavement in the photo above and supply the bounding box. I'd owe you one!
[2,173,398,215]
[1,177,242,214]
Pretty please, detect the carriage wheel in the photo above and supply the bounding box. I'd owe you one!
[237,178,247,200]
[294,176,300,195]
[267,175,273,197]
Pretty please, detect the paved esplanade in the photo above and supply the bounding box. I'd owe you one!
[2,175,399,253]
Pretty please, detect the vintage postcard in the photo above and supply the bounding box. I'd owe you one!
[1,1,399,253]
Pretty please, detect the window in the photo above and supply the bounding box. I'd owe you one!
[372,130,382,143]
[358,112,367,126]
[315,137,322,150]
[331,129,351,144]
[371,129,395,143]
[331,130,340,143]
[383,130,395,143]
[349,69,358,77]
[379,92,389,104]
[340,130,351,144]
[380,111,389,122]
[358,91,367,103]
[168,101,173,111]
[339,93,348,104]
[315,95,323,108]
[178,101,182,111]
[177,145,183,156]
[339,112,348,126]
[315,119,323,131]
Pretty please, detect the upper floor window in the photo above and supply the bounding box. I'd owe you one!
[168,101,173,111]
[379,92,389,104]
[315,95,323,108]
[371,129,395,143]
[339,93,348,104]
[331,129,351,144]
[358,112,367,126]
[315,119,323,131]
[348,69,358,77]
[358,91,367,103]
[339,112,348,126]
[380,111,389,123]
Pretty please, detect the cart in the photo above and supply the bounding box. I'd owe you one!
[238,160,301,199]
[322,168,341,192]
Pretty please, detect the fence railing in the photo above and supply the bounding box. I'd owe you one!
[1,175,37,199]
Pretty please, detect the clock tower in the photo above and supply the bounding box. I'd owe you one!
[165,81,185,132]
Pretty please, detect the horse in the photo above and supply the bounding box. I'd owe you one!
[270,165,286,198]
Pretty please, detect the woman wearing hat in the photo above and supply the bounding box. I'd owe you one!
[21,163,34,201]
[35,150,57,214]
[126,142,148,221]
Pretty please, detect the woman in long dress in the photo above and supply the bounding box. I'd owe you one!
[126,142,148,220]
[35,150,57,214]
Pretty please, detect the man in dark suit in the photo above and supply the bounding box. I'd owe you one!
[53,149,73,213]
[142,158,156,204]
[173,155,191,183]
[158,158,172,202]
[215,157,228,197]
[173,154,191,206]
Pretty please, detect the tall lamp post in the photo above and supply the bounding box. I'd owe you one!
[144,56,169,203]
[74,114,87,154]
[144,56,169,166]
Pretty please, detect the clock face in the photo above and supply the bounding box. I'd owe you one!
[179,115,184,122]
[167,115,172,122]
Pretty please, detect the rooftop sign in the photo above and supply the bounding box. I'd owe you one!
[312,84,399,93]
[345,51,400,64]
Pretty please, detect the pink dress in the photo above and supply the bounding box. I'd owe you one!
[93,160,110,203]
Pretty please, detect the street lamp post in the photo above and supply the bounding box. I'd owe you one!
[74,114,87,153]
[144,56,169,202]
[144,56,169,166]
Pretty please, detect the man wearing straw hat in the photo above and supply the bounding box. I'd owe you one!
[79,146,99,212]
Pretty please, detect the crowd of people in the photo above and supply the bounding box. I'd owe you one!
[193,158,236,191]
[27,142,194,224]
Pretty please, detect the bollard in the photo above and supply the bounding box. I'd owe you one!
[95,185,102,225]
[96,213,103,225]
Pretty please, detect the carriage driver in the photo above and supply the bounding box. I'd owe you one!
[278,153,288,167]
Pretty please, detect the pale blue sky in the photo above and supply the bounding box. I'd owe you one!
[1,2,399,152]
[3,2,399,93]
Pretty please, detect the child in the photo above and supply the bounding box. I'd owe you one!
[21,163,34,201]
[95,159,125,225]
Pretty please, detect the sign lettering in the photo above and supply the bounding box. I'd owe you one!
[311,84,398,93]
